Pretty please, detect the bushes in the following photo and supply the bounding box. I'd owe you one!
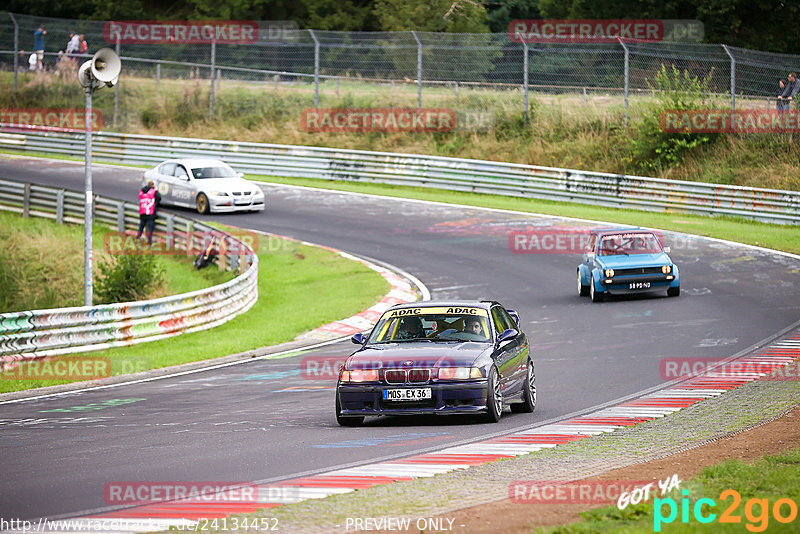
[95,255,165,304]
[631,65,719,173]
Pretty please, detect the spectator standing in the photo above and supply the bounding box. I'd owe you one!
[778,73,800,111]
[66,31,80,60]
[28,51,37,71]
[79,34,88,56]
[777,79,786,112]
[136,180,161,245]
[17,50,27,72]
[33,24,46,71]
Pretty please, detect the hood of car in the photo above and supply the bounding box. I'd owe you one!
[595,252,672,269]
[348,342,490,369]
[196,177,261,193]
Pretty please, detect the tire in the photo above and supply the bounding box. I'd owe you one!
[336,394,364,427]
[196,193,210,215]
[590,274,604,302]
[511,359,536,413]
[577,270,589,297]
[483,366,503,423]
[668,285,680,297]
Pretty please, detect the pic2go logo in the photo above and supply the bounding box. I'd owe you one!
[654,489,798,532]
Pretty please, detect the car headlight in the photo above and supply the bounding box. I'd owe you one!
[438,367,482,380]
[339,369,379,383]
[662,265,672,274]
[210,191,228,197]
[604,268,614,278]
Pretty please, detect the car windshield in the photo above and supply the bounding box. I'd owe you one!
[367,307,492,344]
[191,165,238,179]
[599,233,662,255]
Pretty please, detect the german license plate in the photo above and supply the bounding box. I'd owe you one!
[629,282,651,289]
[383,388,432,401]
[234,198,250,205]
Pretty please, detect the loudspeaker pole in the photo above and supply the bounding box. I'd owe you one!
[83,83,93,306]
[78,48,121,306]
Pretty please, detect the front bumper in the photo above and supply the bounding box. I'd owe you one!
[337,381,489,416]
[209,196,265,213]
[600,273,674,295]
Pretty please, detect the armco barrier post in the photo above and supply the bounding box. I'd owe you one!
[166,214,174,249]
[22,183,30,217]
[186,220,194,256]
[116,201,125,232]
[56,189,65,224]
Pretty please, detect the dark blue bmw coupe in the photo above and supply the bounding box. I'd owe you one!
[335,301,535,426]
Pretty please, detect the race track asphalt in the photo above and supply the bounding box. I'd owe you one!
[1,157,798,521]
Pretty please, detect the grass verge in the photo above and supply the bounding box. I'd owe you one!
[0,226,390,394]
[250,174,800,256]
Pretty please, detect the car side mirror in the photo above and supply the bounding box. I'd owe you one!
[506,309,520,327]
[351,333,367,345]
[663,246,671,253]
[496,328,518,347]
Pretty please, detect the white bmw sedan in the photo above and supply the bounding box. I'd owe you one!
[143,158,265,214]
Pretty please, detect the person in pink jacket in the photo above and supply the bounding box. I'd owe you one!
[136,180,161,245]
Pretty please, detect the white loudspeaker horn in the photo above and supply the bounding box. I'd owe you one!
[77,61,93,87]
[90,48,121,85]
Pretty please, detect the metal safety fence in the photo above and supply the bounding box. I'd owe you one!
[1,128,797,225]
[2,12,800,124]
[0,177,259,362]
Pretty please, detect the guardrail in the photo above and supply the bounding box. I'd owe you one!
[0,177,258,362]
[1,127,799,224]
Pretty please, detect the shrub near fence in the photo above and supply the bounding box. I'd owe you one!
[0,178,258,362]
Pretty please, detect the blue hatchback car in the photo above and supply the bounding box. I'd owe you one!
[577,228,680,302]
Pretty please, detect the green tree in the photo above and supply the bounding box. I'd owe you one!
[486,0,543,33]
[374,0,490,33]
[304,0,376,31]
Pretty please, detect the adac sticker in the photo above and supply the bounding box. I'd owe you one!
[384,306,488,319]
